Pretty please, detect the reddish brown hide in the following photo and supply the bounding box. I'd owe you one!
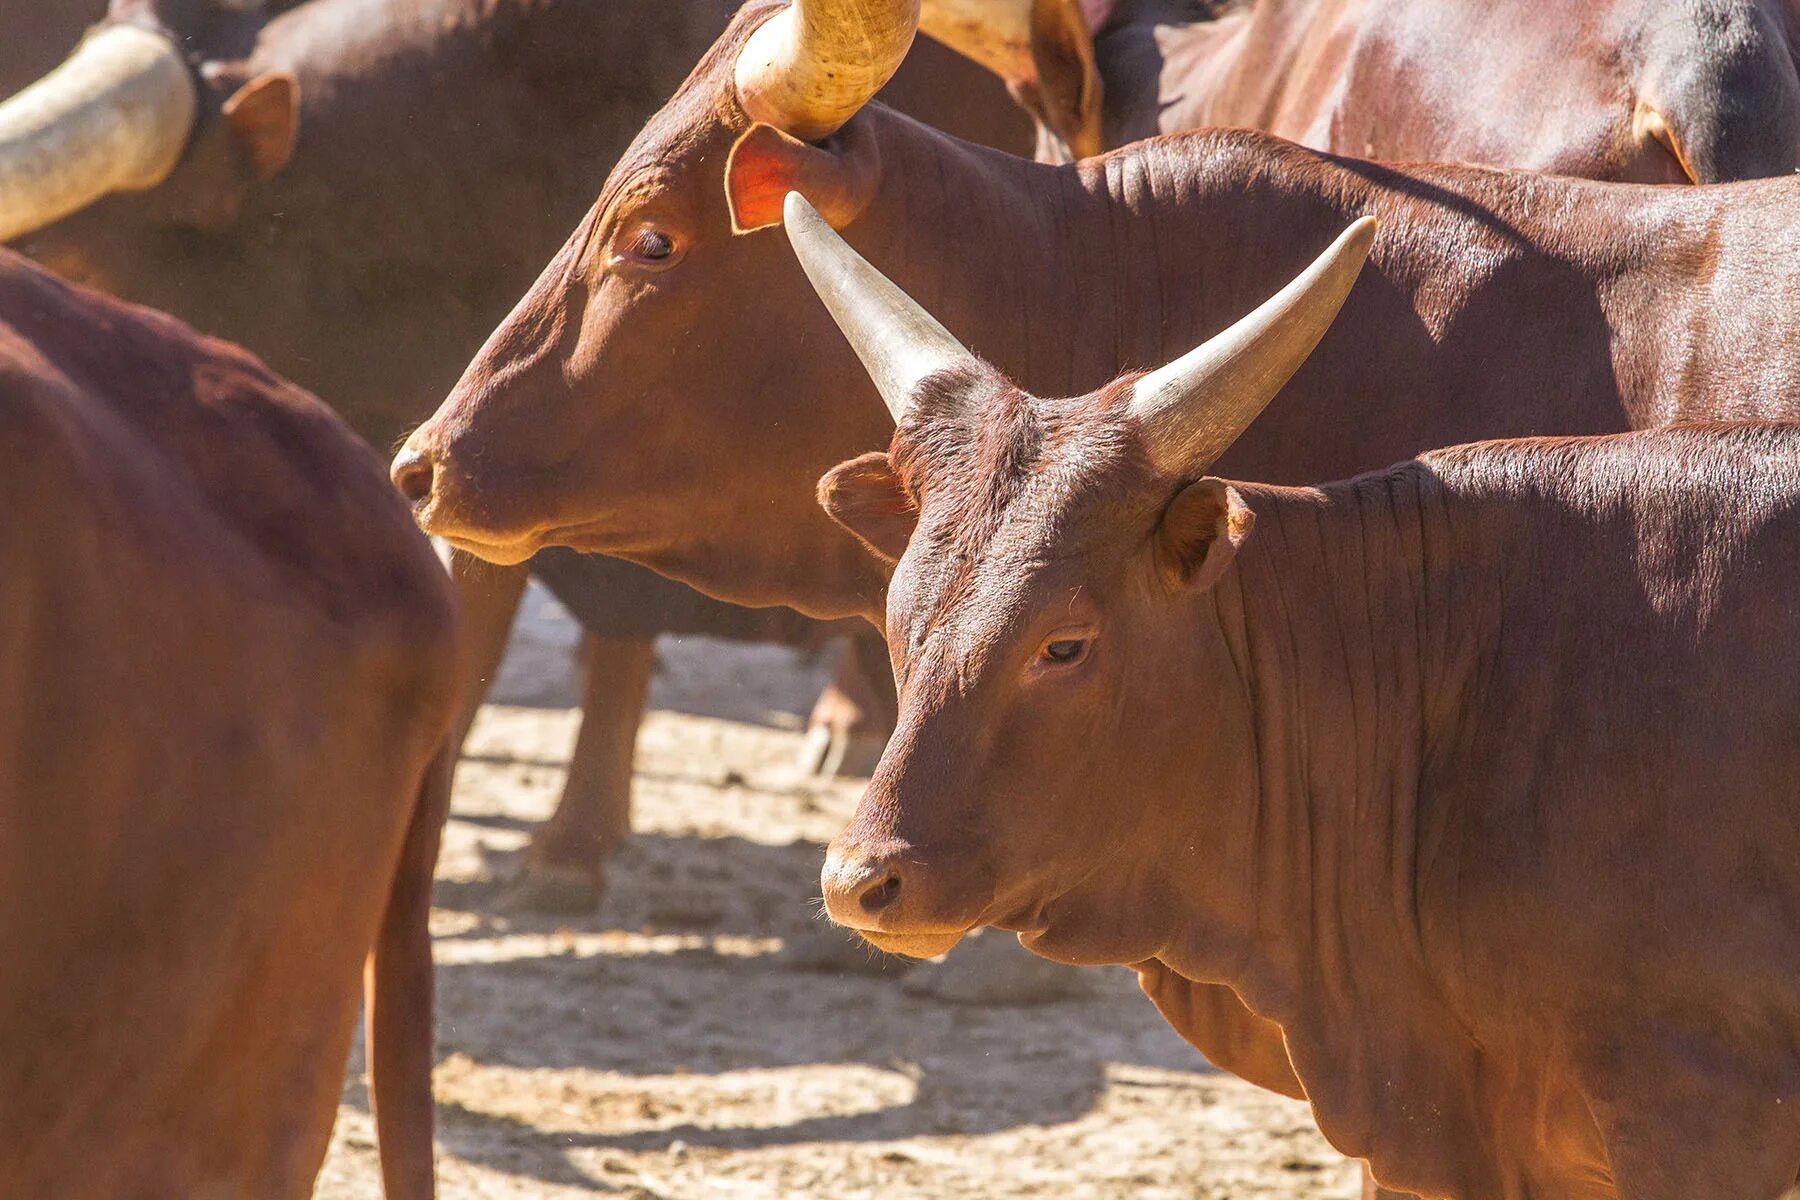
[0,249,457,1198]
[1005,0,1800,179]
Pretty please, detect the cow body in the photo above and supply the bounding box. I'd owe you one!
[1072,0,1800,179]
[1219,425,1800,1199]
[396,9,1800,1129]
[779,203,1800,1196]
[849,416,1800,1200]
[0,248,455,1196]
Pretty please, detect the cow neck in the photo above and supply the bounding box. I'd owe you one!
[845,119,1793,487]
[1163,465,1517,1199]
[839,119,1398,405]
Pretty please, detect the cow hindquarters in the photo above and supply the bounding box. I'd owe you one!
[364,743,453,1200]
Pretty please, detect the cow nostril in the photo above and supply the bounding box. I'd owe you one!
[859,871,901,916]
[390,448,435,504]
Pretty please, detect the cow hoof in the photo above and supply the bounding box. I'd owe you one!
[776,921,910,975]
[498,862,605,915]
[796,724,888,778]
[901,931,1090,1005]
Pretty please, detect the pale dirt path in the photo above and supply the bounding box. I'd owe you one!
[313,587,1355,1199]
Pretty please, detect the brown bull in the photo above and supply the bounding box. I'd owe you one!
[0,0,1029,910]
[792,193,1800,1200]
[934,0,1800,178]
[0,248,456,1196]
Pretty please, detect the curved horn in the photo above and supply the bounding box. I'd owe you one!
[783,191,981,423]
[735,0,921,142]
[0,25,198,244]
[1128,217,1377,474]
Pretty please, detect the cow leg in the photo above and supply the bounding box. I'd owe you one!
[443,546,528,753]
[504,630,656,913]
[797,630,896,777]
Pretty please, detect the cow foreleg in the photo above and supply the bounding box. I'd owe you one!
[798,630,897,777]
[442,547,528,753]
[506,631,656,912]
[1133,962,1416,1198]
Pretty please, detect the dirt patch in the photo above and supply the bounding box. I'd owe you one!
[314,588,1355,1199]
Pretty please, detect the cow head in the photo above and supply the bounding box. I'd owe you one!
[786,193,1376,961]
[393,0,949,615]
[0,0,300,253]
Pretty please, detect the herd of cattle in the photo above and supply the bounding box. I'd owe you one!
[3,0,1800,1196]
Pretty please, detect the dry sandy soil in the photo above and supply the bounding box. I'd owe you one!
[314,586,1357,1199]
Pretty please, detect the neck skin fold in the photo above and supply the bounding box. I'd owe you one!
[1150,467,1513,1196]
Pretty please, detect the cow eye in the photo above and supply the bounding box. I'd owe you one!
[1042,638,1090,666]
[627,228,677,263]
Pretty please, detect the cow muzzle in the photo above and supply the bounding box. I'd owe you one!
[820,841,974,958]
[388,440,541,566]
[390,447,434,505]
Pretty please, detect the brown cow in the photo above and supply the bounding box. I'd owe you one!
[934,0,1800,178]
[0,0,1030,911]
[0,247,456,1197]
[792,194,1800,1200]
[396,0,1800,624]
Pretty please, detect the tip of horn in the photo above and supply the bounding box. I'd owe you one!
[1338,215,1378,258]
[783,190,823,234]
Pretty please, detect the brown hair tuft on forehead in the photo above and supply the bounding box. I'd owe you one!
[890,364,1151,577]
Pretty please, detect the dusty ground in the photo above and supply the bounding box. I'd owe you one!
[315,586,1356,1199]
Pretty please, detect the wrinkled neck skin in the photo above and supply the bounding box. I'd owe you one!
[1078,470,1554,1199]
[1181,475,1489,1198]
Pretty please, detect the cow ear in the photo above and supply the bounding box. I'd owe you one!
[1012,0,1103,162]
[222,71,300,180]
[819,451,917,565]
[725,120,881,234]
[1155,478,1254,590]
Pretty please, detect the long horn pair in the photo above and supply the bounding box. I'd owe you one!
[735,0,923,142]
[782,191,1375,473]
[0,25,198,244]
